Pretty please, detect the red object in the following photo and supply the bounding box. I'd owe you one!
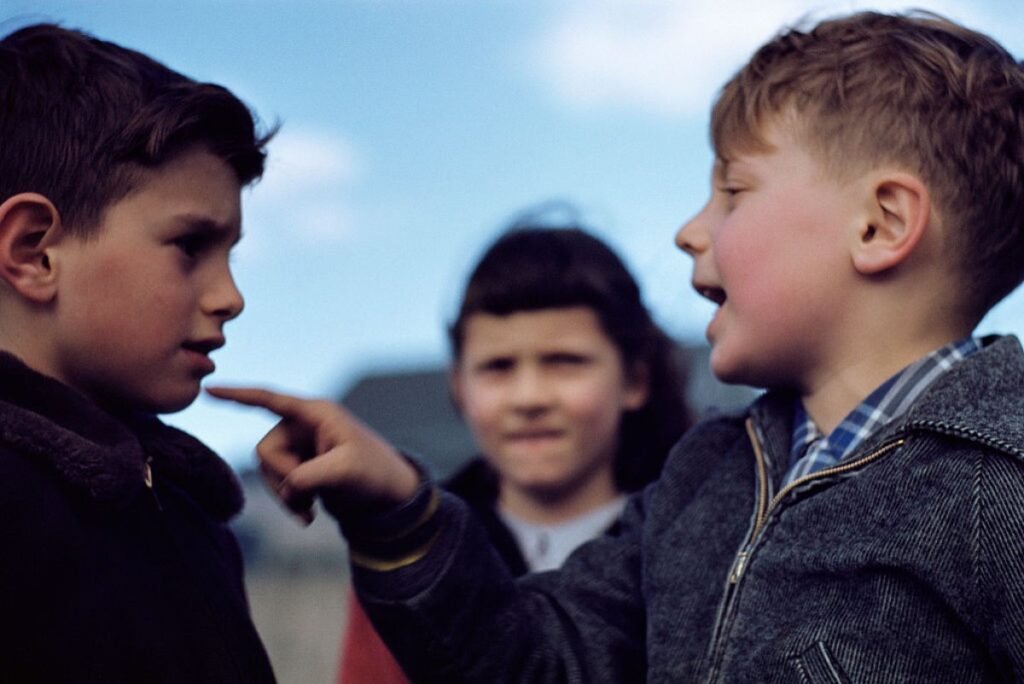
[338,587,409,684]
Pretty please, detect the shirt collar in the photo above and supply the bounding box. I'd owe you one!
[786,336,983,482]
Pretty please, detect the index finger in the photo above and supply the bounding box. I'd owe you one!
[206,386,311,419]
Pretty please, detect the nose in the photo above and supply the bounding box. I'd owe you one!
[508,365,554,414]
[675,202,712,257]
[204,263,245,322]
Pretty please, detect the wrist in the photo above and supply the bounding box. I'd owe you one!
[332,456,445,571]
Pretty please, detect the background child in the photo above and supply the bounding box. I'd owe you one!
[0,23,276,682]
[213,9,1024,681]
[339,223,692,681]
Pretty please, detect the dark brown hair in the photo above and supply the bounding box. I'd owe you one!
[712,10,1024,321]
[449,219,692,492]
[0,23,275,234]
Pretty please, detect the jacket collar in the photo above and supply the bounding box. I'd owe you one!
[0,352,243,520]
[900,334,1024,459]
[750,335,1024,464]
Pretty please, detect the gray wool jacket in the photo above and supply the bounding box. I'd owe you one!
[350,335,1024,683]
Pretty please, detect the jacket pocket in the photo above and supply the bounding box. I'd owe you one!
[789,641,851,684]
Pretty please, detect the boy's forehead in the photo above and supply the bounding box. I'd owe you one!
[713,113,807,175]
[712,158,728,180]
[713,106,802,163]
[94,148,244,236]
[712,153,757,179]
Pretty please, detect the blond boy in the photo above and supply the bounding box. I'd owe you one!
[216,11,1024,681]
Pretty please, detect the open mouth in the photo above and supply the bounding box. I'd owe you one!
[696,286,727,306]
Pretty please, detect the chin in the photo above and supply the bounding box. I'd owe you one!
[709,356,768,390]
[709,350,744,385]
[130,388,201,415]
[519,479,578,503]
[507,466,569,491]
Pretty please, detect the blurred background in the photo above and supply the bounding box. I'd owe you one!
[5,1,1024,681]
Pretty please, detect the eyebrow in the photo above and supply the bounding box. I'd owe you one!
[713,157,729,182]
[174,214,243,246]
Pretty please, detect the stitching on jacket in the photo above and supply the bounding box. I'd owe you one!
[911,419,1023,459]
[971,451,983,615]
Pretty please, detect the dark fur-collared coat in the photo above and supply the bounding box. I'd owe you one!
[0,352,275,683]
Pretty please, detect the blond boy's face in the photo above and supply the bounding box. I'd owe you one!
[46,145,244,413]
[675,124,865,391]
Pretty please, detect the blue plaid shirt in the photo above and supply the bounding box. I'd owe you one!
[783,337,983,486]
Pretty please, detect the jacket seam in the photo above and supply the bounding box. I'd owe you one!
[909,419,1024,459]
[970,451,983,625]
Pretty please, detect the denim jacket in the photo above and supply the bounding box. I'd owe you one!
[352,335,1024,683]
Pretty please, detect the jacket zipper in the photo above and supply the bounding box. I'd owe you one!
[702,420,771,681]
[732,432,906,582]
[703,420,906,682]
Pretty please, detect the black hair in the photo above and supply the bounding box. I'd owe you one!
[0,22,276,234]
[449,219,692,492]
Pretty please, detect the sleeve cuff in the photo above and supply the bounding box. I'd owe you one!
[338,457,444,572]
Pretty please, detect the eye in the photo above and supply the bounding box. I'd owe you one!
[715,184,746,211]
[476,357,515,374]
[544,352,589,367]
[172,233,208,259]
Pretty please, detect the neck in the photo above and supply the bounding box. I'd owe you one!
[802,325,970,434]
[799,238,978,433]
[0,311,60,384]
[498,469,621,526]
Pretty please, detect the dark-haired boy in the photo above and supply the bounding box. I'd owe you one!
[0,24,276,682]
[214,10,1024,681]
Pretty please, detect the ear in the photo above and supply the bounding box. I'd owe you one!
[0,193,62,303]
[850,173,931,275]
[622,362,650,411]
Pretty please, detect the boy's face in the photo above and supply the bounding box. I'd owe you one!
[452,307,647,503]
[675,123,865,391]
[45,145,244,413]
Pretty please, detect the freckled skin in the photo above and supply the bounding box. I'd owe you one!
[43,146,245,414]
[676,124,864,392]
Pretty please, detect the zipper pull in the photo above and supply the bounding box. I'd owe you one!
[144,458,162,510]
[729,550,750,584]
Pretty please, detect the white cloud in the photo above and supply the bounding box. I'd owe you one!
[258,128,358,197]
[241,127,359,250]
[533,0,991,117]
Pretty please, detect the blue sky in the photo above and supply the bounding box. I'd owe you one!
[5,0,1023,469]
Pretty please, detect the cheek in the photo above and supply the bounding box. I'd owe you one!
[459,385,504,436]
[562,380,626,437]
[716,232,793,316]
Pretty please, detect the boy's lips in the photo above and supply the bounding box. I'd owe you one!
[182,337,225,355]
[181,338,224,374]
[504,428,565,441]
[695,284,727,306]
[693,283,727,344]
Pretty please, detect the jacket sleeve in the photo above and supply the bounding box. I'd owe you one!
[350,488,650,682]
